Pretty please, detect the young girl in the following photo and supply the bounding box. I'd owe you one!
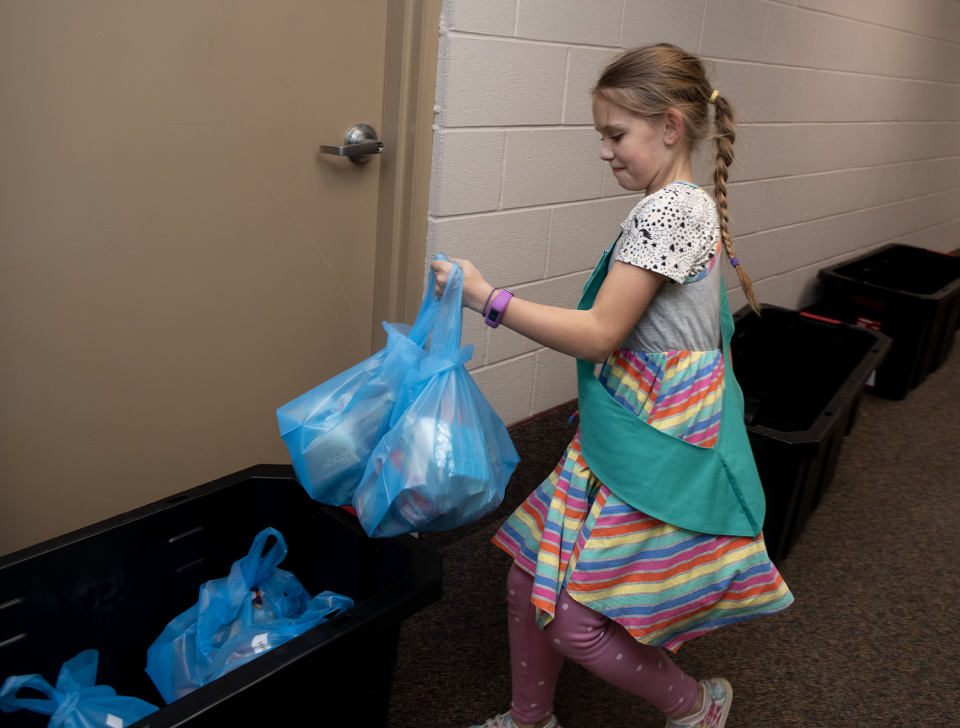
[431,44,793,728]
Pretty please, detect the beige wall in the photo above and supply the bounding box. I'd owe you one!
[427,0,960,425]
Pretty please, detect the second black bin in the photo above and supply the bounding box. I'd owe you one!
[731,305,891,563]
[815,244,960,400]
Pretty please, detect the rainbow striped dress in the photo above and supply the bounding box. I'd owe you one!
[493,185,793,653]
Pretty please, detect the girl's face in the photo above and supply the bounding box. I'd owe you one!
[591,95,681,194]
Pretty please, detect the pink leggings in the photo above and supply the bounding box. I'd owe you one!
[507,563,697,725]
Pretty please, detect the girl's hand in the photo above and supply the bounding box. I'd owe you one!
[430,257,495,313]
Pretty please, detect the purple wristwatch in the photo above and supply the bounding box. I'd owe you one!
[484,288,514,328]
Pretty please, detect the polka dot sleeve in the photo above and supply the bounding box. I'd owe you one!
[615,183,718,284]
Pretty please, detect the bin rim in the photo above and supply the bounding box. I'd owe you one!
[731,304,893,450]
[816,243,960,301]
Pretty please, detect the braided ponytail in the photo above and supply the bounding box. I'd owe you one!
[593,45,762,315]
[710,93,760,314]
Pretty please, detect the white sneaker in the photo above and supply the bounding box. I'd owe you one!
[470,712,560,728]
[665,678,733,728]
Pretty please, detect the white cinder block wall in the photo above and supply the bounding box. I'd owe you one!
[426,0,960,425]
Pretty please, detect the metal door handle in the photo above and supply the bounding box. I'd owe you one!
[320,140,383,157]
[319,123,383,164]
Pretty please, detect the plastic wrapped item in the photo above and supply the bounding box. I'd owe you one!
[276,260,446,506]
[353,261,520,538]
[0,649,158,728]
[145,528,353,704]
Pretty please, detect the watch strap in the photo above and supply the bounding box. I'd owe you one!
[484,288,513,328]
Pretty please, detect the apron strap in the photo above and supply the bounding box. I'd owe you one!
[574,243,764,538]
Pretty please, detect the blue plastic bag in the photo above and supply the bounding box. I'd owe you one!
[276,262,446,506]
[352,260,520,537]
[145,528,353,704]
[0,649,158,728]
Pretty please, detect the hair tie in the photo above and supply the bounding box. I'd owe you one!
[709,90,720,104]
[730,256,740,268]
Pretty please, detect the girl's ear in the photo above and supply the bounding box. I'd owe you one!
[663,108,684,146]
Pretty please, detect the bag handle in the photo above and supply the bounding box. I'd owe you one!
[0,650,103,717]
[0,674,59,715]
[427,257,463,355]
[405,253,450,348]
[239,528,288,589]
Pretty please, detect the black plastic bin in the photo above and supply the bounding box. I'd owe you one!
[732,305,891,563]
[814,244,960,400]
[0,464,442,728]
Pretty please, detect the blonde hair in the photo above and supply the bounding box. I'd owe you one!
[592,44,759,314]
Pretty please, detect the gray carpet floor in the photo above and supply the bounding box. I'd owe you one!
[388,344,960,727]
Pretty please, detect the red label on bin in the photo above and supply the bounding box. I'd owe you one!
[855,316,882,331]
[800,311,841,325]
[852,295,885,309]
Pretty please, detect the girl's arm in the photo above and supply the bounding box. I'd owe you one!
[430,257,665,364]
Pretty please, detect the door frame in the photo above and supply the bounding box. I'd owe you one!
[372,0,442,350]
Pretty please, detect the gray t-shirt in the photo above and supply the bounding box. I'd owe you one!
[608,182,723,353]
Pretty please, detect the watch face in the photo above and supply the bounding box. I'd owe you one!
[487,307,500,320]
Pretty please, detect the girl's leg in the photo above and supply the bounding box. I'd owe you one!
[507,564,565,726]
[541,588,698,720]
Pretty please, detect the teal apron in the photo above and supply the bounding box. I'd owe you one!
[576,246,765,538]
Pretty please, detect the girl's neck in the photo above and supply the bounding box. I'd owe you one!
[646,155,695,196]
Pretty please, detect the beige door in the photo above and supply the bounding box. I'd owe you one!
[0,1,437,556]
